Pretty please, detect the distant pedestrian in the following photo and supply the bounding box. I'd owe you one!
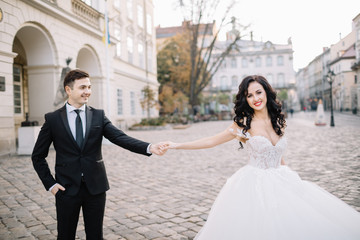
[290,108,294,117]
[32,69,167,239]
[164,75,360,240]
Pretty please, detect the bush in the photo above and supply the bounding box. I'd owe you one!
[133,117,166,127]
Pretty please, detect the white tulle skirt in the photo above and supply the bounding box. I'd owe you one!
[195,165,360,240]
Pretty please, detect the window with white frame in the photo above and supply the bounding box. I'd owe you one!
[231,76,238,88]
[220,76,228,90]
[221,59,227,69]
[137,5,144,28]
[81,0,91,5]
[146,14,152,35]
[266,73,273,85]
[127,35,133,63]
[127,0,133,19]
[115,24,121,57]
[255,57,261,67]
[277,73,285,87]
[117,89,123,115]
[130,91,136,115]
[242,58,248,68]
[13,65,23,114]
[277,56,284,66]
[147,45,152,72]
[231,57,237,68]
[114,0,120,9]
[138,42,144,68]
[266,56,272,66]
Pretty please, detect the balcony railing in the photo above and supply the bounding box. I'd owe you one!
[71,0,101,29]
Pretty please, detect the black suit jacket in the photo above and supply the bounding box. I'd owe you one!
[32,105,151,196]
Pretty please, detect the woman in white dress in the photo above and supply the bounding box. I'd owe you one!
[165,75,360,240]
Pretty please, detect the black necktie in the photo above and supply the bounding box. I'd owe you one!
[74,109,84,147]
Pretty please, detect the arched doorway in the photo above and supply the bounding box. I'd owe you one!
[12,23,57,128]
[76,45,102,108]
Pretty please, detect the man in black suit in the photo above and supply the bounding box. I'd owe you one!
[32,69,167,239]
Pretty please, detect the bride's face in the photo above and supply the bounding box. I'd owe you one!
[246,81,267,111]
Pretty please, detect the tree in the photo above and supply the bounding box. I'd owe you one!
[177,0,247,113]
[140,85,158,119]
[157,33,191,115]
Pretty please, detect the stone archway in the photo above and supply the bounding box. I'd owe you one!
[13,22,58,125]
[76,45,102,108]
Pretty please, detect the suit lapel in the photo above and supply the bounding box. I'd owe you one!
[60,105,80,149]
[82,106,93,150]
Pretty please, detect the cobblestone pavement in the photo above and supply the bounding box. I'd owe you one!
[1,111,359,239]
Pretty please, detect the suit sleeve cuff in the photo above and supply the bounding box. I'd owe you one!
[147,144,152,155]
[48,183,57,192]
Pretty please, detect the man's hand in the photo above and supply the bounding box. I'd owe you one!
[150,142,169,156]
[50,183,65,196]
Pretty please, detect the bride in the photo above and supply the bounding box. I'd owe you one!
[164,75,360,240]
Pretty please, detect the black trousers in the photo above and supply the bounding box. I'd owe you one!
[55,181,106,240]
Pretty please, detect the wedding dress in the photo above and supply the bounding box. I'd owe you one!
[194,129,360,240]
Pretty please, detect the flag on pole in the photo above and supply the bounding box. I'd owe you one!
[102,10,110,45]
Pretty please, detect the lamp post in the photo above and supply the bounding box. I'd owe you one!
[326,70,335,127]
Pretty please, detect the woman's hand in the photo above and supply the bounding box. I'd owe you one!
[161,141,179,149]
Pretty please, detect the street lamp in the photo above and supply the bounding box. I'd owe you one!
[326,70,335,127]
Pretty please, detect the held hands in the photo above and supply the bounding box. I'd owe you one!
[50,183,65,196]
[149,141,179,155]
[150,142,169,155]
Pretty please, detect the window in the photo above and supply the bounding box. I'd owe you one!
[266,74,273,85]
[137,5,143,28]
[231,58,237,68]
[277,73,285,87]
[242,58,248,68]
[277,56,284,66]
[127,0,133,19]
[114,24,121,57]
[231,76,238,88]
[220,76,228,90]
[130,91,135,115]
[81,0,92,5]
[147,45,152,72]
[138,42,144,68]
[266,56,272,67]
[255,57,261,67]
[13,65,22,114]
[146,14,152,35]
[114,0,120,9]
[117,89,123,115]
[127,35,133,63]
[221,60,227,69]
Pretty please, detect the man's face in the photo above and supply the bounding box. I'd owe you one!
[66,77,91,108]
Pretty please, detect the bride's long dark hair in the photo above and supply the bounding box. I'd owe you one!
[233,75,286,148]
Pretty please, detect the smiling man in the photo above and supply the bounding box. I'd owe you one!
[31,69,167,239]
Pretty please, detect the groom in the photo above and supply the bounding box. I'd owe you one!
[32,69,166,239]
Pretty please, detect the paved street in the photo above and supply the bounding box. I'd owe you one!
[0,111,359,240]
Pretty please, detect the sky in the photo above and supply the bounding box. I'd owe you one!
[153,0,360,71]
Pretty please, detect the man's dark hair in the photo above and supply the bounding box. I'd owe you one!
[63,69,90,90]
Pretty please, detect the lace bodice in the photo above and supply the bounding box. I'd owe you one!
[230,128,287,169]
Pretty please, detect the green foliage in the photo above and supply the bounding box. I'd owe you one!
[133,117,166,126]
[278,89,288,102]
[140,85,158,118]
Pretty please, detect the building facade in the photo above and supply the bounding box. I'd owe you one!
[210,38,295,93]
[296,18,359,113]
[0,0,158,156]
[207,37,297,112]
[351,13,360,112]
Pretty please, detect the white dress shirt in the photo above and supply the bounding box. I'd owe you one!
[66,103,86,139]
